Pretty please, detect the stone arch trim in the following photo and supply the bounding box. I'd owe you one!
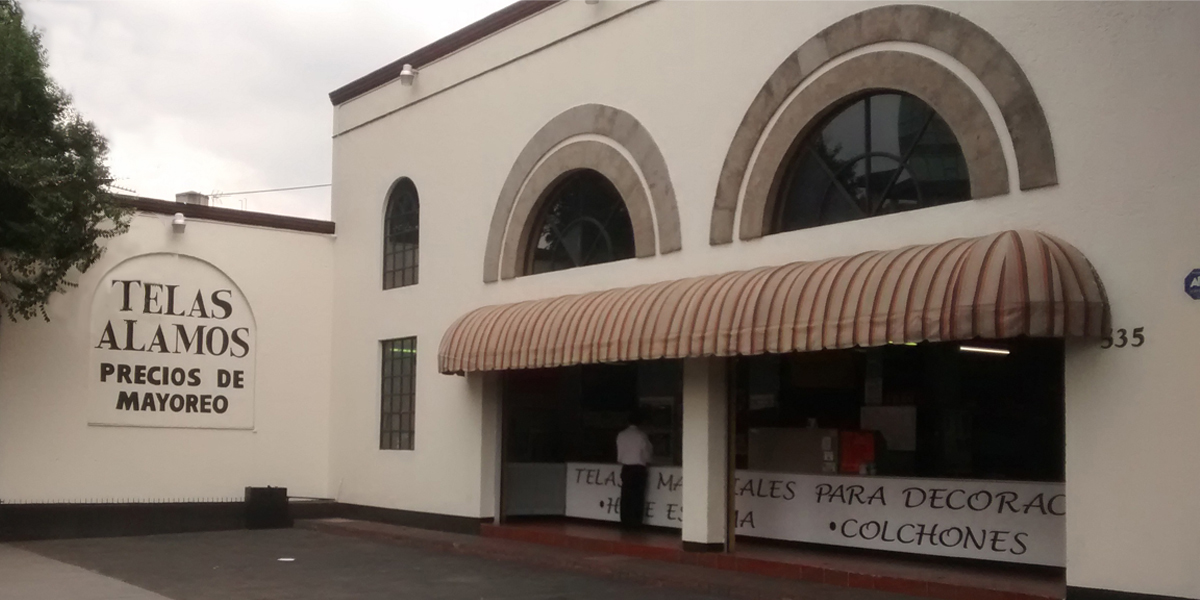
[499,141,657,280]
[711,4,1057,245]
[738,51,1009,241]
[484,104,681,283]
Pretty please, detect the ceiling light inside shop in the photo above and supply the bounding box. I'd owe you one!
[959,345,1010,356]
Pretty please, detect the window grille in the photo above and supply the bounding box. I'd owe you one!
[380,337,416,450]
[526,169,635,275]
[773,92,970,233]
[384,178,419,289]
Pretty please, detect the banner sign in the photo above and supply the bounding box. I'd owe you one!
[88,254,256,429]
[564,462,1064,567]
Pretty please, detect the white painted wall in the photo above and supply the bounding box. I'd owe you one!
[681,358,727,546]
[0,211,334,502]
[330,2,1200,597]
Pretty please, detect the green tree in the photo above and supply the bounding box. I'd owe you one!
[0,0,129,320]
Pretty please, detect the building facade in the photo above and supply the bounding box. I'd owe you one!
[3,3,1200,600]
[0,201,335,506]
[327,3,1200,598]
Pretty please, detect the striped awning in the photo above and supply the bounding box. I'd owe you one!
[438,230,1108,374]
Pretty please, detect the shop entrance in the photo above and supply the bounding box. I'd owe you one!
[733,339,1065,482]
[727,339,1066,567]
[499,360,683,525]
[497,338,1065,568]
[447,230,1100,597]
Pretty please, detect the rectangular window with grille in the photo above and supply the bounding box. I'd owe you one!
[380,337,416,450]
[383,237,418,289]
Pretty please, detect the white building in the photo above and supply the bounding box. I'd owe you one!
[4,3,1200,600]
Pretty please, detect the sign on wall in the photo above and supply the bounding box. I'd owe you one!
[88,253,256,429]
[1186,269,1200,300]
[565,463,1064,567]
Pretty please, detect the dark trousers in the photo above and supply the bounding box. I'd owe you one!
[619,464,648,528]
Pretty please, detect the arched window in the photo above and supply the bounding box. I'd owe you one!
[773,92,970,234]
[383,178,419,289]
[526,169,636,275]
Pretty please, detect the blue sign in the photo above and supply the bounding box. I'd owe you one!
[1187,269,1200,300]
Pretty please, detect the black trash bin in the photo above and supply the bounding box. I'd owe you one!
[245,486,292,529]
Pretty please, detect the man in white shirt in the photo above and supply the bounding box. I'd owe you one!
[616,412,653,529]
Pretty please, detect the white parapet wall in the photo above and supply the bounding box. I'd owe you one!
[0,208,335,503]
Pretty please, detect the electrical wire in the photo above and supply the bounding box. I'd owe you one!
[210,183,330,197]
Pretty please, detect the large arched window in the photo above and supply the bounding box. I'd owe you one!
[383,178,419,289]
[773,92,971,234]
[526,169,635,275]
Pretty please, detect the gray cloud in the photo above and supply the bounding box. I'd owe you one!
[24,0,511,219]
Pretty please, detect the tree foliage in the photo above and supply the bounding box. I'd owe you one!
[0,0,130,320]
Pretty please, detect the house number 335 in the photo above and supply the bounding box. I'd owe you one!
[1101,327,1145,349]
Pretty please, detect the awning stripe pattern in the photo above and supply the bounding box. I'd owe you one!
[439,230,1108,374]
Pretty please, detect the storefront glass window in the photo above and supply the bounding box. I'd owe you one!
[733,339,1065,482]
[773,92,971,233]
[527,169,636,275]
[503,361,682,466]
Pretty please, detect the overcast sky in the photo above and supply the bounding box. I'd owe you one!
[24,0,513,220]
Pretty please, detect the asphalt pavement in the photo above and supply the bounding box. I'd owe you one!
[6,527,924,600]
[8,528,728,600]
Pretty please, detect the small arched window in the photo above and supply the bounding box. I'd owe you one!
[526,169,635,275]
[773,92,970,234]
[383,178,419,289]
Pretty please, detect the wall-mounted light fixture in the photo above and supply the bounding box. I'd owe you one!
[399,64,418,86]
[172,212,186,234]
